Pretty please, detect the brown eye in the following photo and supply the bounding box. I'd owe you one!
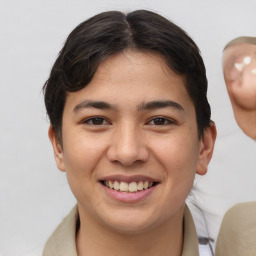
[83,117,109,125]
[148,117,174,125]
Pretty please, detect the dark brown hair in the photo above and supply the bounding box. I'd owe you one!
[43,10,211,140]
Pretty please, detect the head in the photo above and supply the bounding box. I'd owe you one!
[44,10,216,234]
[44,10,211,142]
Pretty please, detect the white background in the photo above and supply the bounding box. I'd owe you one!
[1,0,256,255]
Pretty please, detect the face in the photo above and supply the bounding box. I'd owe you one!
[50,50,215,234]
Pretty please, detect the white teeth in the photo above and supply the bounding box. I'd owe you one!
[104,180,156,192]
[109,180,114,189]
[113,181,120,190]
[137,181,144,191]
[120,182,129,192]
[128,182,137,192]
[143,181,149,189]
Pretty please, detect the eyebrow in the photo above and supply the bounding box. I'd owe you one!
[73,99,184,113]
[137,100,184,111]
[73,100,118,112]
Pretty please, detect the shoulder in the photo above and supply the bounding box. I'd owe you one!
[215,201,256,256]
[42,206,78,256]
[220,202,256,232]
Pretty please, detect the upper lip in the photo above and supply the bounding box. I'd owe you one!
[99,175,160,183]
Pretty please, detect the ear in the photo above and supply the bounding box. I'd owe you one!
[48,125,66,172]
[196,122,217,176]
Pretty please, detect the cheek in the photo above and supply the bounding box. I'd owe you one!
[151,133,199,189]
[61,131,106,182]
[62,138,105,205]
[153,133,199,168]
[149,136,199,223]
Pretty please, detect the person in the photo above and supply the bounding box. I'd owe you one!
[222,36,256,139]
[215,37,256,256]
[42,10,216,256]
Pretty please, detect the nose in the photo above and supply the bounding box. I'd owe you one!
[107,123,149,166]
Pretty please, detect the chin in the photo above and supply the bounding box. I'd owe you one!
[100,210,161,234]
[107,221,153,235]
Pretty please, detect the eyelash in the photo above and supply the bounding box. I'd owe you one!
[147,117,175,126]
[82,117,111,126]
[82,116,175,126]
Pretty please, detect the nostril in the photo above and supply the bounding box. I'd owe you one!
[106,137,149,166]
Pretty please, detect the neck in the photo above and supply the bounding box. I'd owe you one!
[76,206,184,256]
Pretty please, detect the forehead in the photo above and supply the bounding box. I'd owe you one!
[65,50,193,111]
[96,50,172,79]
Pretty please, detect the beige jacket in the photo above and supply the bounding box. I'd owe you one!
[42,205,200,256]
[215,202,256,256]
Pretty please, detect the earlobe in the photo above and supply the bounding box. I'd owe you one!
[48,125,66,172]
[196,122,217,176]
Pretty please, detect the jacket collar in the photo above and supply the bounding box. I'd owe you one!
[43,205,199,256]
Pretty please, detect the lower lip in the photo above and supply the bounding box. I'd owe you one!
[101,183,157,203]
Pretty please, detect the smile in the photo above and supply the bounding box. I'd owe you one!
[99,176,159,202]
[102,180,156,193]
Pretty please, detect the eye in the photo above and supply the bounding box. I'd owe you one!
[82,117,110,126]
[147,117,175,126]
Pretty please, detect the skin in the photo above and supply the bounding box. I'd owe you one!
[49,50,216,256]
[223,42,256,139]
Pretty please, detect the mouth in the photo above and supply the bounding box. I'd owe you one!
[100,180,159,193]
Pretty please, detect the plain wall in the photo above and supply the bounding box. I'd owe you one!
[1,0,256,255]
